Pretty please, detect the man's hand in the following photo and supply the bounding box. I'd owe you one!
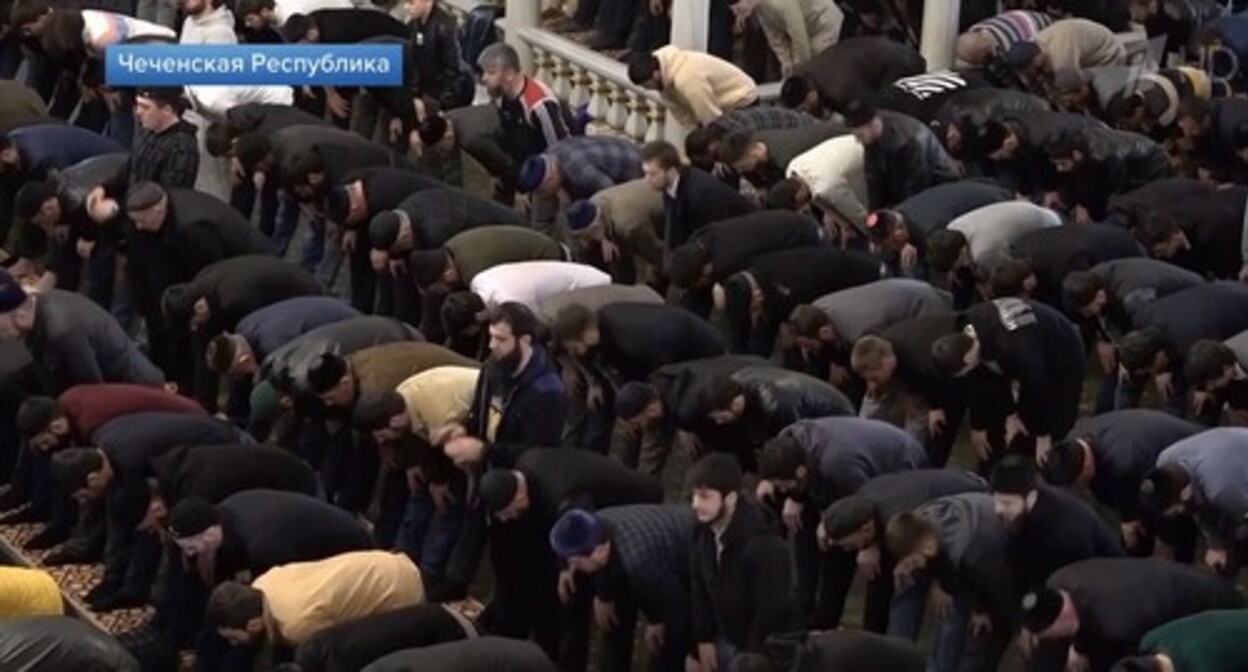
[444,436,485,468]
[1096,340,1116,374]
[75,238,95,260]
[341,229,357,254]
[928,408,947,436]
[930,584,954,621]
[389,117,405,145]
[900,243,919,271]
[1072,205,1091,225]
[1205,547,1229,573]
[405,466,426,494]
[781,498,803,536]
[968,610,993,637]
[557,569,577,604]
[593,597,618,631]
[1120,519,1145,551]
[1005,413,1029,446]
[697,642,718,672]
[430,481,456,513]
[856,544,881,580]
[971,430,992,463]
[1066,648,1090,672]
[828,363,850,387]
[586,383,605,412]
[370,249,389,272]
[601,238,621,264]
[644,622,666,654]
[755,479,775,503]
[326,87,351,118]
[1155,372,1175,404]
[1036,435,1053,465]
[1192,390,1213,418]
[1042,191,1062,209]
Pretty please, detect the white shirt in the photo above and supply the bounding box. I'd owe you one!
[81,10,174,57]
[948,201,1062,270]
[786,135,867,228]
[470,262,611,311]
[179,5,293,120]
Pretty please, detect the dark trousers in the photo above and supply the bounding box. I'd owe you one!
[598,588,691,672]
[100,482,162,599]
[708,0,734,61]
[794,506,891,631]
[597,0,640,47]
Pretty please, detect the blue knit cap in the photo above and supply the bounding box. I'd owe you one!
[549,509,603,559]
[566,200,599,231]
[517,155,549,194]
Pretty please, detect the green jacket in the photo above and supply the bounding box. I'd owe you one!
[1140,609,1248,672]
[446,226,564,283]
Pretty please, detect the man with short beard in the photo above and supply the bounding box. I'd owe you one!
[688,454,797,670]
[988,456,1122,595]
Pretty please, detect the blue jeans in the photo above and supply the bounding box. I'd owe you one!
[394,479,466,587]
[889,576,1006,672]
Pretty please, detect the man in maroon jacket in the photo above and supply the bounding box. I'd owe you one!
[16,383,206,453]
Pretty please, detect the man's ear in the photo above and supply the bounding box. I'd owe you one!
[193,298,210,316]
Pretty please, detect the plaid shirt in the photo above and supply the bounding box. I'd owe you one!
[595,504,695,625]
[130,121,199,189]
[710,106,815,135]
[548,136,643,201]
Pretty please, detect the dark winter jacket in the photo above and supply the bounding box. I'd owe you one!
[465,346,567,470]
[151,443,318,507]
[0,617,139,672]
[665,166,757,248]
[690,494,799,651]
[236,297,362,364]
[361,637,557,672]
[792,37,926,113]
[595,302,726,382]
[684,210,822,282]
[26,290,164,394]
[395,187,526,251]
[182,255,323,333]
[213,490,375,578]
[779,416,930,508]
[1037,559,1246,672]
[296,603,474,672]
[594,504,695,628]
[913,493,1015,624]
[863,111,960,208]
[1009,223,1144,307]
[263,315,420,395]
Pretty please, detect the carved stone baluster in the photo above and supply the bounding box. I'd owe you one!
[585,73,610,129]
[623,91,648,142]
[532,46,554,84]
[643,98,665,143]
[568,65,591,111]
[606,86,630,136]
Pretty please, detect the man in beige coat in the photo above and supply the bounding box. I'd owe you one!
[733,0,843,75]
[628,45,759,127]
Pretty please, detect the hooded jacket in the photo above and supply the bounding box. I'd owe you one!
[465,345,566,470]
[652,46,759,127]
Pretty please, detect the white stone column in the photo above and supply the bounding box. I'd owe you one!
[663,0,710,148]
[920,0,960,72]
[669,0,710,52]
[505,0,541,72]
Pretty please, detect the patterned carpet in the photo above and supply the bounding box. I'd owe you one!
[0,493,153,635]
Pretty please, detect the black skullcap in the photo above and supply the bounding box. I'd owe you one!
[0,269,27,314]
[1140,468,1184,514]
[1004,42,1042,71]
[126,181,166,212]
[990,455,1038,496]
[136,85,186,108]
[1021,589,1063,633]
[14,179,58,220]
[478,469,519,513]
[304,352,347,395]
[549,509,602,559]
[418,114,449,148]
[441,291,486,337]
[842,98,878,128]
[353,391,407,431]
[614,382,655,420]
[369,210,403,251]
[821,497,876,540]
[167,497,220,539]
[15,396,57,439]
[409,249,448,289]
[565,200,598,231]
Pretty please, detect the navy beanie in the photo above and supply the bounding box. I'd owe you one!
[516,155,549,194]
[565,200,599,231]
[479,470,520,513]
[614,382,655,419]
[0,269,27,313]
[549,509,603,559]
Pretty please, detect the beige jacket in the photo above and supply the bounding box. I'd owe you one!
[395,366,480,441]
[654,46,759,127]
[591,179,665,239]
[256,551,423,647]
[1035,18,1126,72]
[756,0,842,74]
